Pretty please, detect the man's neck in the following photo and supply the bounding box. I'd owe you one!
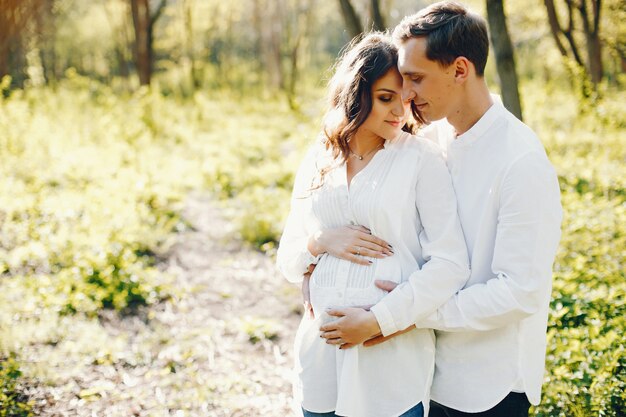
[447,80,493,136]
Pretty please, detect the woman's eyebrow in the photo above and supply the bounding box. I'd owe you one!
[375,88,397,93]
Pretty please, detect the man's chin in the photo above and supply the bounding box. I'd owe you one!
[421,113,436,124]
[423,112,446,124]
[415,107,444,124]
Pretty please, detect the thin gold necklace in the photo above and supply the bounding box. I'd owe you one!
[349,142,384,161]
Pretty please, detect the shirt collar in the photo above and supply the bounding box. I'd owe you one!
[452,101,504,147]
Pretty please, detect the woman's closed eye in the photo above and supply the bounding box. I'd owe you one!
[378,95,394,103]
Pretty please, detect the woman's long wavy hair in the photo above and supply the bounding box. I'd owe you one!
[311,32,425,190]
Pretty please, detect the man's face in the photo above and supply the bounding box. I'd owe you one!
[397,37,457,123]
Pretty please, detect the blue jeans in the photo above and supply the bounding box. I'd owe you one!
[302,402,424,417]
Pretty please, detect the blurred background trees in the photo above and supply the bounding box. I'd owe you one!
[0,0,622,109]
[544,0,603,91]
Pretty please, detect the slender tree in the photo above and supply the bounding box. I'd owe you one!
[486,0,523,120]
[130,0,167,86]
[337,0,387,39]
[0,0,46,87]
[544,0,603,89]
[104,0,133,83]
[183,0,200,90]
[286,0,317,108]
[338,0,363,39]
[370,0,386,31]
[578,0,603,86]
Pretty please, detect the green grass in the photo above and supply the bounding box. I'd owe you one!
[523,82,626,417]
[0,355,33,417]
[0,74,624,415]
[0,75,319,412]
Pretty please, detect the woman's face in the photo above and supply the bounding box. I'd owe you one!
[358,68,410,141]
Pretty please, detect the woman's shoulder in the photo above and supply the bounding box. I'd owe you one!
[391,131,445,159]
[300,138,334,165]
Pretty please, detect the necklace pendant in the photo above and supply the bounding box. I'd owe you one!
[358,156,363,160]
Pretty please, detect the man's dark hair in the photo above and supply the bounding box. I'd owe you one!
[393,1,489,76]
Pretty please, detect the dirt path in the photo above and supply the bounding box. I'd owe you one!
[25,194,302,416]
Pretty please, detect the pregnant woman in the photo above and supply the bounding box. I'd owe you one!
[277,33,469,417]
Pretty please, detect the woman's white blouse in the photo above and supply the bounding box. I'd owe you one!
[276,132,470,417]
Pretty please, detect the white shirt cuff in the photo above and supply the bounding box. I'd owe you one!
[303,249,322,267]
[370,302,399,337]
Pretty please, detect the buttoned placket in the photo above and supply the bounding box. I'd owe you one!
[336,160,368,305]
[335,180,354,304]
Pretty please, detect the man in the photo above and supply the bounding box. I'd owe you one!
[318,2,563,416]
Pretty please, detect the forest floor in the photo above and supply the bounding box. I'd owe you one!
[21,194,302,416]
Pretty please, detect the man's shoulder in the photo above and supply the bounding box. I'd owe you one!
[494,108,546,160]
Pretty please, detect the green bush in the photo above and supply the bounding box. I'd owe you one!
[526,82,626,417]
[0,356,33,417]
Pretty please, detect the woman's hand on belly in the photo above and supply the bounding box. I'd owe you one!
[308,225,394,265]
[319,307,382,347]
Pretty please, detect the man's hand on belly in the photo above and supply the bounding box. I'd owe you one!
[319,307,382,348]
[362,325,416,347]
[302,270,314,319]
[360,279,415,347]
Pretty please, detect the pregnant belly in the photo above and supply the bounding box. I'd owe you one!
[309,255,403,316]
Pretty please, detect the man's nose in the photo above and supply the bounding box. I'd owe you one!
[401,85,415,102]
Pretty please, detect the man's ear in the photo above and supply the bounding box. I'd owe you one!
[453,56,471,84]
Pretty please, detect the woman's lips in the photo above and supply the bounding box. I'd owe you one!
[385,121,402,127]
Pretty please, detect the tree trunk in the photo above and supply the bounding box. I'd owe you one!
[370,0,386,31]
[183,0,200,90]
[0,0,18,80]
[543,0,604,91]
[268,1,284,89]
[130,0,151,85]
[338,0,363,39]
[578,0,603,86]
[544,0,585,66]
[586,31,603,86]
[35,0,56,85]
[252,0,265,79]
[286,0,316,108]
[0,0,45,88]
[0,4,10,80]
[544,0,568,57]
[486,0,523,120]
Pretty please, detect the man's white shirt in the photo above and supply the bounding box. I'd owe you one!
[371,101,563,412]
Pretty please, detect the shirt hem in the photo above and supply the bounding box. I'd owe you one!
[335,399,424,417]
[431,381,521,413]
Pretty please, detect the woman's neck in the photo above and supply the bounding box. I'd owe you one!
[349,131,385,155]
